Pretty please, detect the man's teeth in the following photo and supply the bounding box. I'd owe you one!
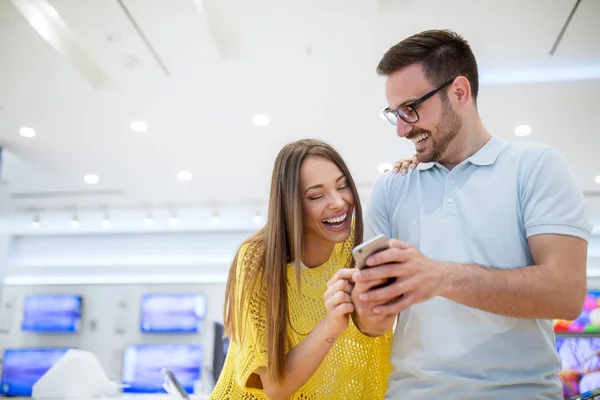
[323,213,347,224]
[412,134,429,144]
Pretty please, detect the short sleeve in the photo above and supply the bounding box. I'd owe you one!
[520,147,593,241]
[364,175,393,241]
[233,243,269,389]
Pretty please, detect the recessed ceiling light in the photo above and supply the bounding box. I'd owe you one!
[169,216,179,226]
[377,163,393,174]
[252,114,270,126]
[19,127,36,138]
[130,120,148,132]
[84,174,99,185]
[177,171,192,182]
[144,217,154,227]
[514,125,532,137]
[595,175,600,184]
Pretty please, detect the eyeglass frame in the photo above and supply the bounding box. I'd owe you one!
[382,78,456,125]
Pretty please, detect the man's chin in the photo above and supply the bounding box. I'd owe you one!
[416,152,435,163]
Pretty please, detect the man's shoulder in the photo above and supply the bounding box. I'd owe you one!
[500,140,558,164]
[371,169,416,197]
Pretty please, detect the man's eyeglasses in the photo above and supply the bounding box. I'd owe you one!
[381,78,455,126]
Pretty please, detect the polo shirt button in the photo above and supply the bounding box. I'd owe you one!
[449,178,455,184]
[447,197,454,204]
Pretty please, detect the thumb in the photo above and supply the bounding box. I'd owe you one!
[389,239,412,250]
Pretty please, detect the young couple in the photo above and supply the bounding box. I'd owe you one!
[211,29,592,400]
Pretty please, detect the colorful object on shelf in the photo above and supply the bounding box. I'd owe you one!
[555,291,600,333]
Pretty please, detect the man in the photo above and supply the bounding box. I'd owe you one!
[351,29,593,399]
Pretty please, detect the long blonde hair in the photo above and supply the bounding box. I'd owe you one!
[223,139,363,383]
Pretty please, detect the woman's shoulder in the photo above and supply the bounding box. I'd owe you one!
[234,245,265,288]
[237,241,264,266]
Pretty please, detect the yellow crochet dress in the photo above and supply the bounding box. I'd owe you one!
[210,235,392,399]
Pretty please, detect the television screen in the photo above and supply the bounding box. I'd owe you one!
[556,337,600,397]
[122,344,203,393]
[140,294,206,333]
[0,348,70,396]
[22,295,82,333]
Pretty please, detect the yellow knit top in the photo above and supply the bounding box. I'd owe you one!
[210,235,392,399]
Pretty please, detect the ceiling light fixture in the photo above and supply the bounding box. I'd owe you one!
[210,210,220,226]
[71,214,79,229]
[252,114,270,126]
[144,212,154,227]
[177,171,192,182]
[130,120,148,132]
[19,127,36,138]
[253,211,264,225]
[32,215,41,229]
[169,211,179,226]
[102,212,111,228]
[46,4,59,18]
[514,125,532,137]
[84,174,99,185]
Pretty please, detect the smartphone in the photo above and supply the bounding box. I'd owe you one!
[352,234,396,289]
[161,368,190,400]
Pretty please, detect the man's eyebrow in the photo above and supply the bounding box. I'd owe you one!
[392,98,417,110]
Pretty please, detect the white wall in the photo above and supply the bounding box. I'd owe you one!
[0,283,226,381]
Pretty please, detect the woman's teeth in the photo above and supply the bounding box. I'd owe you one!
[323,212,347,226]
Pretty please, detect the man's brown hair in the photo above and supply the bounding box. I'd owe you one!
[377,29,479,103]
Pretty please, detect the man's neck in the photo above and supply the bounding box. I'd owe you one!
[439,117,491,170]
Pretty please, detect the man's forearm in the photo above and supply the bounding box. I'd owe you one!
[441,262,585,320]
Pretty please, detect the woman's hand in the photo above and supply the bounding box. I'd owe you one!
[393,155,419,175]
[323,269,356,335]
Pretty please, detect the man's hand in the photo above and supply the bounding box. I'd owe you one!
[352,239,448,317]
[351,268,397,337]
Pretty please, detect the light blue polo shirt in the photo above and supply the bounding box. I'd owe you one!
[364,136,593,400]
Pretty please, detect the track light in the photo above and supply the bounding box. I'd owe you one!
[210,210,220,226]
[169,211,179,226]
[253,211,264,225]
[71,214,79,229]
[102,212,111,228]
[144,215,154,227]
[32,215,41,229]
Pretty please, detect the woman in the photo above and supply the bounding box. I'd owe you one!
[210,139,417,399]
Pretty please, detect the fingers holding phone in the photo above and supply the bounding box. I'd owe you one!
[323,268,356,334]
[349,235,402,336]
[353,239,448,317]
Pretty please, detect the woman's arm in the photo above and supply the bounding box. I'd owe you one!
[255,269,355,400]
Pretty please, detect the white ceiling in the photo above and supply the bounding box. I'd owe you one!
[0,0,599,225]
